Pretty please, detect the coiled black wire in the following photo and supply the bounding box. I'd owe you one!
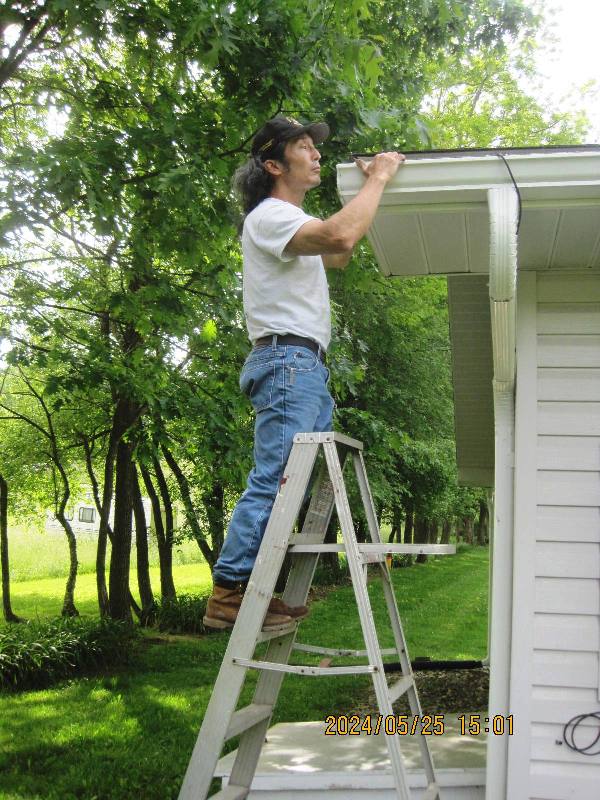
[562,712,600,755]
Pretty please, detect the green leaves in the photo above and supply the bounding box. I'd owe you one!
[200,319,217,343]
[0,618,138,692]
[0,0,533,556]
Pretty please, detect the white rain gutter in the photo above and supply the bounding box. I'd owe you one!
[485,186,519,800]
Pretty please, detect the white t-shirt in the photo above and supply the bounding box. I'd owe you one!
[242,197,331,351]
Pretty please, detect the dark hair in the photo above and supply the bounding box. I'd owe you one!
[232,140,289,222]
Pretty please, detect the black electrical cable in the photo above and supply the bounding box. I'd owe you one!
[561,712,600,755]
[384,659,484,673]
[496,152,523,235]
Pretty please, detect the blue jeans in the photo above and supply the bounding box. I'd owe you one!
[212,339,335,585]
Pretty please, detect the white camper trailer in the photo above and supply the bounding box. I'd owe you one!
[45,489,153,536]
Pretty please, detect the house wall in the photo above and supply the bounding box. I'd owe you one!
[508,271,600,800]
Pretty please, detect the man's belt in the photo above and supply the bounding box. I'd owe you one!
[253,334,326,363]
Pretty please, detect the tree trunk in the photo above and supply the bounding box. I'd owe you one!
[140,462,176,601]
[109,432,135,622]
[152,455,177,600]
[50,460,79,617]
[201,478,226,566]
[463,515,474,545]
[323,515,342,579]
[0,474,24,623]
[355,516,368,543]
[440,518,452,545]
[414,514,429,564]
[96,442,115,618]
[389,507,403,544]
[428,518,438,545]
[84,433,141,618]
[132,463,155,625]
[403,508,414,544]
[476,498,489,545]
[57,509,79,617]
[162,444,215,564]
[83,432,115,617]
[92,309,120,617]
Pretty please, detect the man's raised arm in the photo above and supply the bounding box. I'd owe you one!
[285,152,406,263]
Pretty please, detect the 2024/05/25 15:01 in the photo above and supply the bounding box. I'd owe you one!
[458,714,514,735]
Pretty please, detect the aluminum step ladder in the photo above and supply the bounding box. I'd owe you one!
[179,431,455,800]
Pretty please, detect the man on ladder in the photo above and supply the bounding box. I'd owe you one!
[203,115,405,632]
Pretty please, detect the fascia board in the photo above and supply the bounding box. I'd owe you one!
[336,151,600,209]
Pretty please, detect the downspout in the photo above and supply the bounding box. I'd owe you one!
[485,186,518,800]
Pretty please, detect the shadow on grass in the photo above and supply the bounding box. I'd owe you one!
[1,663,220,799]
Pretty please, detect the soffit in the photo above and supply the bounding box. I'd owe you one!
[336,150,600,276]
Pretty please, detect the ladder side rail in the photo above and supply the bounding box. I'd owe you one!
[352,451,384,544]
[323,441,412,800]
[281,462,337,609]
[379,561,438,792]
[228,455,340,788]
[178,441,319,800]
[352,450,410,668]
[353,450,439,793]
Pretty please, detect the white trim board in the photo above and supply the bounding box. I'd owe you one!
[506,271,538,799]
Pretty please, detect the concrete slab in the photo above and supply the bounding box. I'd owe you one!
[216,715,488,799]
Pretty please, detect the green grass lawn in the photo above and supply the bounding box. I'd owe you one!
[9,562,213,621]
[6,524,205,583]
[1,545,489,800]
[6,523,211,619]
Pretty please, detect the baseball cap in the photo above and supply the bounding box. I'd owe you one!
[251,115,330,160]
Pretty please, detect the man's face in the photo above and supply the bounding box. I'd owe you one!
[271,134,322,191]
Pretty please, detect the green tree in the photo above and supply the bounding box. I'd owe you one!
[421,34,590,147]
[1,0,533,618]
[0,366,86,615]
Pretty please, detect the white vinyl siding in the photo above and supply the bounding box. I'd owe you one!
[447,275,494,486]
[530,272,600,800]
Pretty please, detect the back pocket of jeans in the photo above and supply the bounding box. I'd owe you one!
[292,349,318,372]
[240,361,276,412]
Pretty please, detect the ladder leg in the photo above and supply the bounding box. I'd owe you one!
[228,460,340,787]
[178,441,319,800]
[323,441,412,800]
[352,450,439,796]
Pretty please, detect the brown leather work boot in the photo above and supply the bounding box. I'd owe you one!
[267,596,309,621]
[238,584,309,622]
[203,584,293,632]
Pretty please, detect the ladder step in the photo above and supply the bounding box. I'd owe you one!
[288,531,325,545]
[232,656,377,676]
[293,642,397,658]
[210,785,249,800]
[288,543,456,555]
[255,621,297,643]
[225,703,273,741]
[422,781,440,800]
[293,431,363,450]
[388,674,414,703]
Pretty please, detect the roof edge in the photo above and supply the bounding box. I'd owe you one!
[337,149,600,202]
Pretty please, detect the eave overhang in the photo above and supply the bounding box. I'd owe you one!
[336,147,600,487]
[336,149,600,277]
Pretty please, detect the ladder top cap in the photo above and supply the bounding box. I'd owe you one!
[293,431,363,450]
